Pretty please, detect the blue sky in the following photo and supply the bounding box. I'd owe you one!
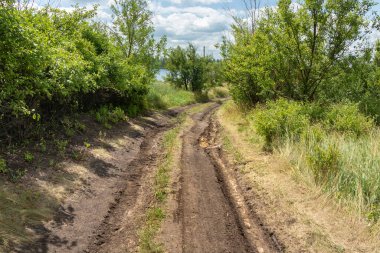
[34,0,380,58]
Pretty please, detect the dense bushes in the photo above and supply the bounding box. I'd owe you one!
[253,99,309,148]
[253,99,374,148]
[223,0,378,118]
[250,99,379,220]
[0,1,161,143]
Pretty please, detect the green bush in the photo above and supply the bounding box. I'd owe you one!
[208,86,229,99]
[253,99,310,149]
[324,103,374,136]
[95,106,126,128]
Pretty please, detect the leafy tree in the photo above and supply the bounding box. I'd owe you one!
[165,44,209,92]
[111,0,166,77]
[224,0,376,106]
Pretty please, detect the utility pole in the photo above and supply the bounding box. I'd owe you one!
[203,46,206,58]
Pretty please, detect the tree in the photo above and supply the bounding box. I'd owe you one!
[165,44,209,92]
[224,0,376,106]
[111,0,165,76]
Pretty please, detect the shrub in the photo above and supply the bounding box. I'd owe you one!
[306,142,341,185]
[253,99,310,149]
[95,106,126,128]
[208,86,230,99]
[324,103,374,136]
[24,152,34,163]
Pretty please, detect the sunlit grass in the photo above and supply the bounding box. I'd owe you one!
[147,81,196,109]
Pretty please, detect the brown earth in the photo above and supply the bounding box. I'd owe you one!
[159,103,282,253]
[11,100,369,253]
[8,105,192,253]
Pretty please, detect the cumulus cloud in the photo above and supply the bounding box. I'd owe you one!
[151,2,233,57]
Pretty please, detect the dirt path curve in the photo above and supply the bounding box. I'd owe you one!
[161,103,281,253]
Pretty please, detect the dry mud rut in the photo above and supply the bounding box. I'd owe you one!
[36,102,283,253]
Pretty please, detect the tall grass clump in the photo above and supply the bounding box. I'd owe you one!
[147,81,196,109]
[296,128,380,222]
[251,99,380,222]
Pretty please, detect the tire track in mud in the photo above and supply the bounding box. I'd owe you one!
[84,106,193,253]
[161,102,282,253]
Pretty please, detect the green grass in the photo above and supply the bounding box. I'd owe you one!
[147,81,196,110]
[223,100,380,224]
[281,128,380,222]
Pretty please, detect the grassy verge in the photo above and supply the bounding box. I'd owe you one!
[221,100,380,225]
[147,81,196,110]
[218,101,380,251]
[0,184,57,251]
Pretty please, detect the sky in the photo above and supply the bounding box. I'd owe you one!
[34,0,380,58]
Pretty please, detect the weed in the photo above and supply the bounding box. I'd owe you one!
[84,141,91,149]
[95,106,126,128]
[24,152,34,163]
[39,138,47,152]
[0,158,8,174]
[55,139,68,156]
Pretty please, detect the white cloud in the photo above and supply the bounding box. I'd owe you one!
[151,3,234,58]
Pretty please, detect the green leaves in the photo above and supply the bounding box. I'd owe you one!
[224,0,376,106]
[165,44,214,92]
[0,3,158,142]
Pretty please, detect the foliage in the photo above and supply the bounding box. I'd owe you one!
[224,0,376,107]
[111,0,166,78]
[253,99,310,148]
[165,44,214,92]
[0,158,7,174]
[0,1,165,145]
[95,106,126,128]
[324,103,374,136]
[147,81,196,110]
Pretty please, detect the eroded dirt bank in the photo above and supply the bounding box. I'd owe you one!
[14,106,192,253]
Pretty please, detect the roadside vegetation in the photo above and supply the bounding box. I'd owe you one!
[222,0,380,224]
[147,81,196,110]
[0,0,226,249]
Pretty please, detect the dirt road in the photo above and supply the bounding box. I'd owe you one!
[160,103,281,253]
[24,102,281,253]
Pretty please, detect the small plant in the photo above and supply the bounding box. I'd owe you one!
[55,139,69,156]
[39,138,47,152]
[71,149,85,161]
[95,106,126,128]
[9,168,27,182]
[24,152,34,163]
[84,141,91,149]
[0,157,8,174]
